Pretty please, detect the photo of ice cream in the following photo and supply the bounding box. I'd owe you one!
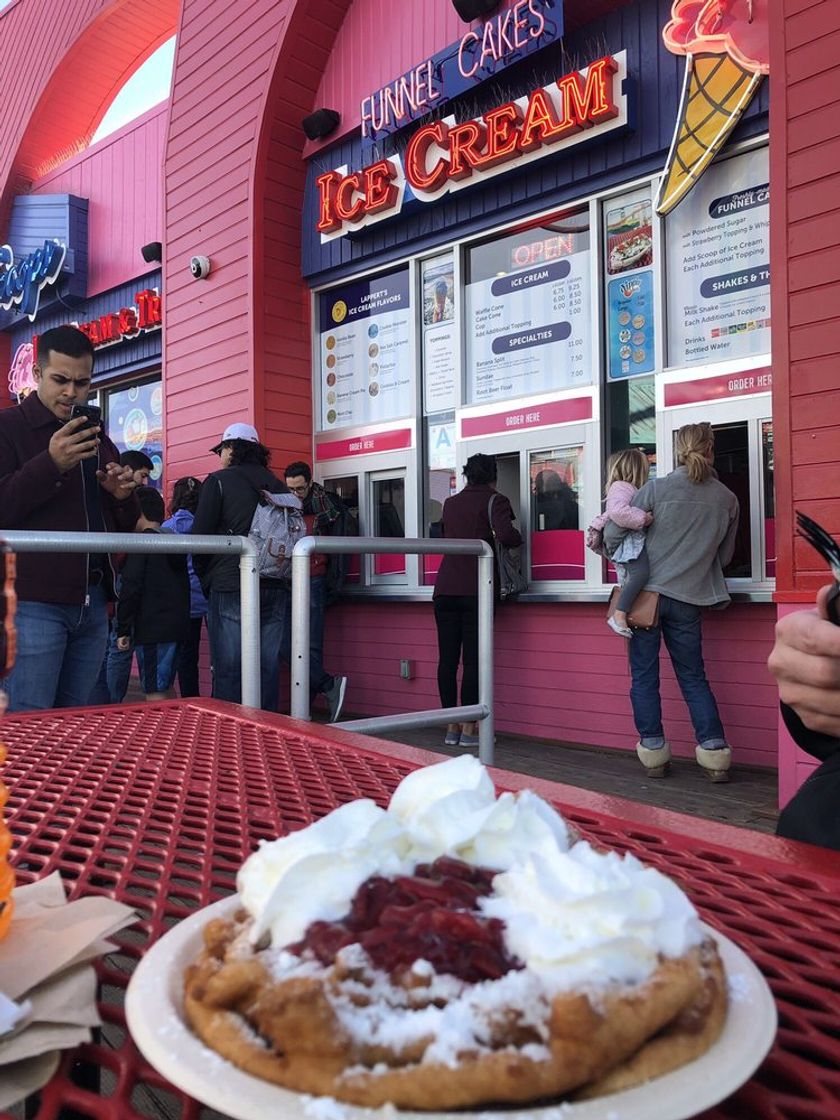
[656,0,769,215]
[326,372,336,387]
[326,354,336,369]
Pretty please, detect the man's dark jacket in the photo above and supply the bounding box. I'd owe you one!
[0,393,139,604]
[191,463,289,595]
[776,703,840,852]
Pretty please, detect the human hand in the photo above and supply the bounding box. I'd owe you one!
[644,512,654,526]
[97,461,137,501]
[48,417,100,473]
[116,635,131,652]
[768,585,840,737]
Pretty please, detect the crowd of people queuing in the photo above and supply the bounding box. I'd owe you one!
[0,325,348,721]
[1,326,837,850]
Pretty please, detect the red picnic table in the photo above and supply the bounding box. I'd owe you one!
[1,698,839,1119]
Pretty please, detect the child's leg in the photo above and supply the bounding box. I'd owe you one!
[617,550,650,615]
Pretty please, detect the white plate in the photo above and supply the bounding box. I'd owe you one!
[126,895,777,1120]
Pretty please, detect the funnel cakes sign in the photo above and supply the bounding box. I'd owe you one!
[316,53,628,241]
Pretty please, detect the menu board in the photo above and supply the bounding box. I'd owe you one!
[319,267,412,430]
[422,256,457,413]
[466,251,591,403]
[667,148,770,367]
[607,271,655,379]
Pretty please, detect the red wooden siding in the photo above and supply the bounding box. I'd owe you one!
[325,602,779,769]
[31,104,166,297]
[771,0,840,597]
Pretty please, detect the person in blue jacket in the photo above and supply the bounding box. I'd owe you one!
[162,477,208,697]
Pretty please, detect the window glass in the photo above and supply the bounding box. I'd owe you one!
[317,267,412,431]
[323,476,360,585]
[372,476,406,578]
[529,448,584,581]
[666,147,770,368]
[103,378,163,488]
[465,208,591,405]
[711,421,751,578]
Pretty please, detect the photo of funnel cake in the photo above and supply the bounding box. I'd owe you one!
[656,0,769,215]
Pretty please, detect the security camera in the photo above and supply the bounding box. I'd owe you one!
[190,255,211,279]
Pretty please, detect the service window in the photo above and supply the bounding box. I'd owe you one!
[529,447,585,581]
[369,471,407,584]
[322,475,360,586]
[761,421,774,580]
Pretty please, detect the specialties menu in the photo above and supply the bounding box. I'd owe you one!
[667,147,770,367]
[319,267,412,429]
[466,252,591,403]
[422,256,457,413]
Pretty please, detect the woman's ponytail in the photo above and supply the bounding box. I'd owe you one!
[675,423,714,483]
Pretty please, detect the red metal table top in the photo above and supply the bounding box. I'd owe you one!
[2,699,839,1120]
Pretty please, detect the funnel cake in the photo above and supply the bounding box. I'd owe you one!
[184,757,727,1110]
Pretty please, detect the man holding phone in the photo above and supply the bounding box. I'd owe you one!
[0,324,139,711]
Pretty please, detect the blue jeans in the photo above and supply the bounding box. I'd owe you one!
[88,621,134,704]
[207,586,286,711]
[5,586,109,712]
[628,594,726,747]
[280,576,333,699]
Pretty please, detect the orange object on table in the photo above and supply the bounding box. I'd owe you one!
[0,542,17,938]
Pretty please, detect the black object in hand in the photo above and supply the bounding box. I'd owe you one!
[796,511,840,626]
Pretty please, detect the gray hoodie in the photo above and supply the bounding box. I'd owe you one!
[630,466,739,606]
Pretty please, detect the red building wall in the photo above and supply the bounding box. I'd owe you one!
[770,0,840,800]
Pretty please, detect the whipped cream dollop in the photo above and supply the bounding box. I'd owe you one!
[237,755,703,988]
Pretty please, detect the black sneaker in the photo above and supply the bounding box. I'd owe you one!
[325,675,347,722]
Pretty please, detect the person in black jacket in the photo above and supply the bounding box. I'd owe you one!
[191,424,290,710]
[768,583,840,850]
[433,453,521,749]
[116,487,190,701]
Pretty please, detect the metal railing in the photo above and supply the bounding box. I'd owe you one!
[1,530,261,708]
[290,536,497,763]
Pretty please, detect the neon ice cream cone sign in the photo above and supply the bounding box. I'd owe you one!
[656,0,769,215]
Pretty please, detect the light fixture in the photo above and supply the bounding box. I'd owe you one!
[452,0,501,21]
[141,241,163,263]
[302,108,341,142]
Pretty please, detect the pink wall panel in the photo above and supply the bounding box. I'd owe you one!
[325,601,779,769]
[32,104,167,297]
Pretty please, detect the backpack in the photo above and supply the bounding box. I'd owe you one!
[249,491,307,581]
[488,495,528,600]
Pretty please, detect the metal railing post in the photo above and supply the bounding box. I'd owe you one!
[1,530,261,708]
[238,540,261,709]
[290,541,313,719]
[477,549,495,766]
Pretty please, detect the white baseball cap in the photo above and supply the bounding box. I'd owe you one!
[211,422,260,454]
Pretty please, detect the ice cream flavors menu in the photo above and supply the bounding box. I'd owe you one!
[465,251,592,404]
[667,147,770,367]
[319,267,412,429]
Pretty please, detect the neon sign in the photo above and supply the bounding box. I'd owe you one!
[360,0,563,142]
[318,53,627,241]
[0,239,66,322]
[75,288,162,348]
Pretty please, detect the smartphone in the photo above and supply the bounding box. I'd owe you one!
[69,403,102,429]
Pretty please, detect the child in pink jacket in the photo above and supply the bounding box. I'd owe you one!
[587,449,653,637]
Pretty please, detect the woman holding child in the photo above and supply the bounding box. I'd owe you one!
[626,423,739,782]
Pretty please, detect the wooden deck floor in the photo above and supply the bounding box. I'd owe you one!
[376,728,781,835]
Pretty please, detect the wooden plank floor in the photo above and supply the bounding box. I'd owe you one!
[377,728,781,835]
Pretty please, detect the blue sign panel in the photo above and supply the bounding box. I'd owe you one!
[0,194,88,330]
[361,0,563,144]
[607,271,655,379]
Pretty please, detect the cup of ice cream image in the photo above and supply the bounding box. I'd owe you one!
[656,0,769,215]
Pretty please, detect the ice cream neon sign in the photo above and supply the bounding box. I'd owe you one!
[318,53,627,240]
[656,0,769,214]
[0,240,66,322]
